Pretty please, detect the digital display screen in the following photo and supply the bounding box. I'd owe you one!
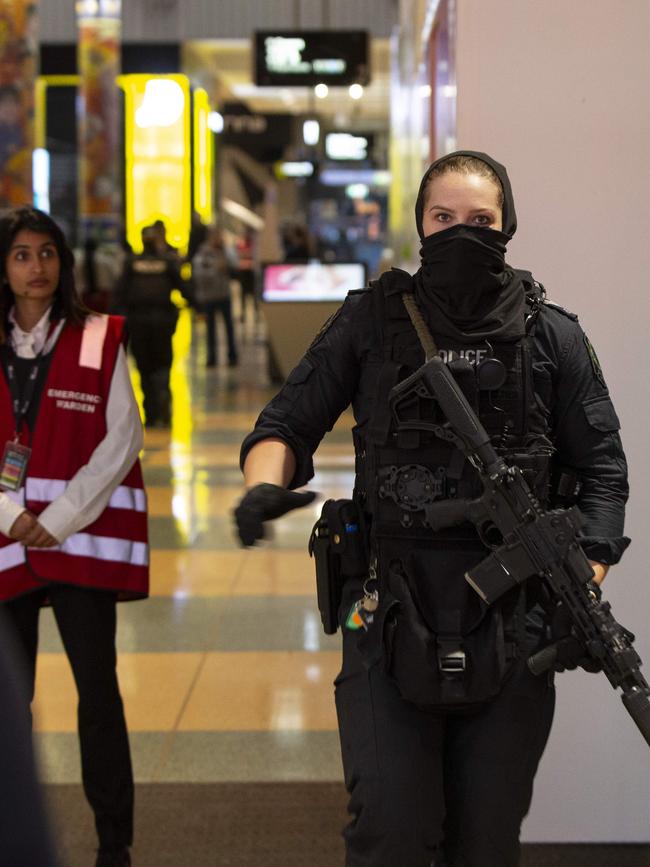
[254,31,369,87]
[325,132,369,161]
[262,262,366,303]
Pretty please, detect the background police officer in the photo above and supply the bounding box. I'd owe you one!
[115,225,193,427]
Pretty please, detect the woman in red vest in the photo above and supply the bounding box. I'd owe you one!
[0,207,149,867]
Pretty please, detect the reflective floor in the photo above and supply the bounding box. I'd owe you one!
[33,301,352,786]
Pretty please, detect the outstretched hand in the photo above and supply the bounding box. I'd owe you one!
[234,483,316,546]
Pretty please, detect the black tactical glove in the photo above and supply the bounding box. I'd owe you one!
[234,483,316,547]
[548,594,603,674]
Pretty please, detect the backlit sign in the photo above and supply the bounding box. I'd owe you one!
[325,133,369,161]
[254,31,369,87]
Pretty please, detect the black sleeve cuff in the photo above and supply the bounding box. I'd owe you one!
[579,535,631,565]
[239,426,315,490]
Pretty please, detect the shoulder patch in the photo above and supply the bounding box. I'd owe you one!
[307,305,345,351]
[583,334,607,387]
[543,299,578,321]
[385,267,414,295]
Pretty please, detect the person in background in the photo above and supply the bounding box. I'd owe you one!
[0,206,149,867]
[191,225,238,368]
[263,220,315,384]
[235,228,258,324]
[234,152,629,866]
[151,219,179,259]
[75,236,126,315]
[115,225,193,427]
[186,210,208,263]
[281,222,314,262]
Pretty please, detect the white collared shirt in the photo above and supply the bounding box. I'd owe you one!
[0,309,144,542]
[8,306,61,358]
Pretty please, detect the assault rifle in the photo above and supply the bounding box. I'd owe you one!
[389,356,650,748]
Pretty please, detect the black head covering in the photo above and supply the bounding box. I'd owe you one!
[413,150,525,343]
[415,150,517,240]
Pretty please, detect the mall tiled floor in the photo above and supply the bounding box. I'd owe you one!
[33,303,352,786]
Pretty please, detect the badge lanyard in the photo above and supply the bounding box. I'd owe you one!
[0,323,56,492]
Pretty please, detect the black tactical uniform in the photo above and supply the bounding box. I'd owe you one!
[116,244,192,426]
[239,153,629,866]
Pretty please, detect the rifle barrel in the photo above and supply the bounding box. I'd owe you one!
[621,687,650,748]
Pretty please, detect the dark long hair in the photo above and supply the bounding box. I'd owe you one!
[0,206,89,344]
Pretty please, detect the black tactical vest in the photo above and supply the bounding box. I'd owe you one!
[353,268,553,710]
[125,255,177,313]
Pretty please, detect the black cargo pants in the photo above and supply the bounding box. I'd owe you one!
[334,605,555,866]
[127,311,177,425]
[3,584,134,850]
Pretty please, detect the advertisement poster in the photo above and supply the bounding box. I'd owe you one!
[0,0,38,207]
[77,6,121,239]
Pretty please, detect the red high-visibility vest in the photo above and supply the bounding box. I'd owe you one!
[0,314,149,601]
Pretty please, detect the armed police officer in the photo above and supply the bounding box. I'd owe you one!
[234,152,630,867]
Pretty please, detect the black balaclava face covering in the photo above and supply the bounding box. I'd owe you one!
[414,150,525,343]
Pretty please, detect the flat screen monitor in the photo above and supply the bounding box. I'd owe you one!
[254,31,369,87]
[262,262,366,303]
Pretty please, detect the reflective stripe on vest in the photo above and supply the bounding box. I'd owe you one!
[25,478,147,512]
[79,314,109,370]
[60,533,148,565]
[0,542,26,570]
[0,533,148,571]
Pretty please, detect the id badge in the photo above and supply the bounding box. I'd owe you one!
[0,440,31,491]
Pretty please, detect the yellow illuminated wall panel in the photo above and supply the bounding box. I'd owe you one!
[192,88,213,225]
[35,76,81,150]
[118,73,191,253]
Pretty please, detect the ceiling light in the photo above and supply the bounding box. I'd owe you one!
[314,83,329,99]
[346,183,369,199]
[135,79,185,128]
[303,119,320,146]
[349,83,363,100]
[207,111,224,133]
[276,161,315,178]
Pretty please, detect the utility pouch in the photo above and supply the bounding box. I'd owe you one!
[378,552,523,710]
[551,464,582,507]
[308,499,368,635]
